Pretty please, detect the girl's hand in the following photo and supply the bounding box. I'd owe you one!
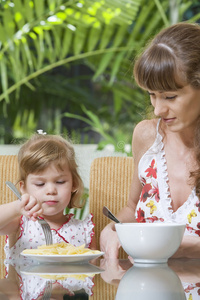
[20,194,43,221]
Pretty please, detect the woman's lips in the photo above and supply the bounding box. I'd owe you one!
[162,117,176,123]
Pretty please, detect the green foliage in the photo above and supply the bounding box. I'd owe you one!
[0,0,199,147]
[64,187,89,219]
[0,0,199,218]
[0,0,142,102]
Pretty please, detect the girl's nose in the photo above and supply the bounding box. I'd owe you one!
[46,183,57,195]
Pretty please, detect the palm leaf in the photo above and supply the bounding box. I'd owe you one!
[0,0,143,102]
[0,0,197,107]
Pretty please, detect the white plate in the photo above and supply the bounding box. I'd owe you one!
[21,252,104,264]
[20,263,104,276]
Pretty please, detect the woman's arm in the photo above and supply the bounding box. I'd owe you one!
[100,120,157,258]
[172,235,200,259]
[168,257,200,283]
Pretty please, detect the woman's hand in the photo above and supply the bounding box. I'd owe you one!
[100,257,133,286]
[19,194,43,221]
[100,222,121,259]
[171,235,200,259]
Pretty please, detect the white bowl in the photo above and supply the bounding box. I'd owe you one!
[115,263,186,300]
[115,222,185,263]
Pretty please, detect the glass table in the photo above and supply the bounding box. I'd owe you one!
[0,257,200,299]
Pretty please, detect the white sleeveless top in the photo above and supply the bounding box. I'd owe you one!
[18,267,94,299]
[5,263,94,299]
[135,119,200,237]
[4,213,94,263]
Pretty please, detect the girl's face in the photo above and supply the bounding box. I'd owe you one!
[148,84,200,132]
[20,162,74,218]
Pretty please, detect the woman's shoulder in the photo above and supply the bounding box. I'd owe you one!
[134,118,157,135]
[132,119,158,160]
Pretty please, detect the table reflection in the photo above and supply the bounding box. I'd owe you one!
[0,258,200,299]
[0,260,104,299]
[95,258,200,300]
[115,263,186,300]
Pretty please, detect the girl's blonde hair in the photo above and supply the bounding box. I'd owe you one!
[18,134,84,209]
[133,22,200,197]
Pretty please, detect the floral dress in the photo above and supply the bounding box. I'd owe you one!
[135,119,200,236]
[4,213,94,264]
[135,119,200,299]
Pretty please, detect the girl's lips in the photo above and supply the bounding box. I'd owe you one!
[44,201,58,205]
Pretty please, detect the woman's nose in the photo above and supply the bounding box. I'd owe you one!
[153,99,167,117]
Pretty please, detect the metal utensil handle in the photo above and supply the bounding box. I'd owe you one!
[103,206,121,224]
[6,181,53,245]
[6,181,38,220]
[6,181,22,200]
[107,211,121,224]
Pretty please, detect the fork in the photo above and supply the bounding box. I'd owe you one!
[42,281,52,300]
[6,181,53,245]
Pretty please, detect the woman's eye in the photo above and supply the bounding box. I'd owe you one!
[165,95,176,100]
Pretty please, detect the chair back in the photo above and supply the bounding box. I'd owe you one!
[89,156,134,300]
[0,155,19,277]
[89,156,134,255]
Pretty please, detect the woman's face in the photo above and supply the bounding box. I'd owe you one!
[148,84,200,132]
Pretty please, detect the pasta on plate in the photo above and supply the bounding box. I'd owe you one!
[39,274,94,280]
[22,242,101,256]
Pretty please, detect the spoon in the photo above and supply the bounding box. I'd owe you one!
[103,206,122,224]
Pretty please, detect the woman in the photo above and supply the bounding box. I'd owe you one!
[100,22,200,259]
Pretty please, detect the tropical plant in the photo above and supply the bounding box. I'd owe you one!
[0,0,199,146]
[1,0,199,219]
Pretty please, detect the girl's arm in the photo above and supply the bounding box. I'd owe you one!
[0,194,43,235]
[0,201,22,235]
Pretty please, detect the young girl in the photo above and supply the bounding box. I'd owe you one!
[0,132,95,262]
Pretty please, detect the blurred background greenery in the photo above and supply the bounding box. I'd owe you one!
[0,0,200,155]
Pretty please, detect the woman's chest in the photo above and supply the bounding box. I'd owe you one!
[138,154,197,221]
[165,151,196,211]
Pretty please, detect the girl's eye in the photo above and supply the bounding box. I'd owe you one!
[57,181,65,184]
[35,183,44,186]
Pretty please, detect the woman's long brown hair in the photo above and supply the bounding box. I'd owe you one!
[133,22,200,197]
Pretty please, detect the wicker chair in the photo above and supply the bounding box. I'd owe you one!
[0,155,19,278]
[89,156,134,300]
